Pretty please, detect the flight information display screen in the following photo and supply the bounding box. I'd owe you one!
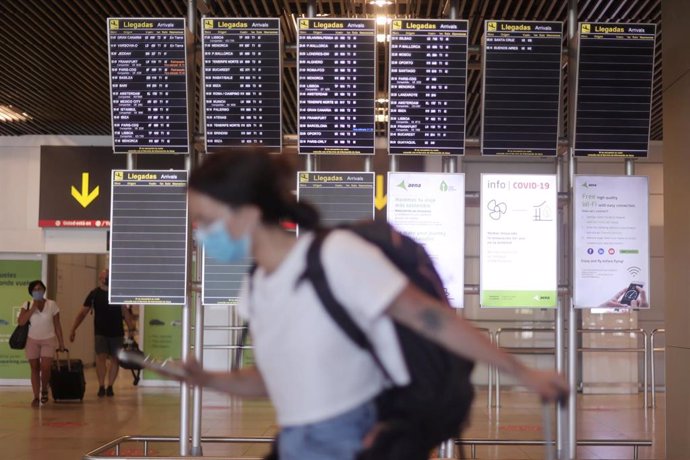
[298,19,376,155]
[202,254,252,306]
[482,21,563,156]
[107,18,189,154]
[297,172,374,226]
[109,170,188,305]
[388,19,468,156]
[575,23,656,157]
[202,18,282,152]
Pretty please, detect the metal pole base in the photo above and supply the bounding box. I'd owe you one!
[437,439,458,459]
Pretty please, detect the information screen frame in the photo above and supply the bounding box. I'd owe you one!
[481,20,563,157]
[201,17,282,153]
[296,171,375,227]
[107,18,190,155]
[201,252,253,307]
[109,169,189,306]
[297,18,377,156]
[387,19,469,156]
[387,172,465,307]
[573,175,651,310]
[573,22,656,158]
[479,173,558,308]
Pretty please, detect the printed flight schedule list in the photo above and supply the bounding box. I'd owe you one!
[203,18,282,151]
[298,19,376,155]
[482,21,563,156]
[388,20,468,156]
[107,18,190,154]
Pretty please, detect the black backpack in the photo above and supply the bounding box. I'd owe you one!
[119,339,144,385]
[300,221,475,460]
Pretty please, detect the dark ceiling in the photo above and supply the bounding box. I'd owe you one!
[0,0,662,143]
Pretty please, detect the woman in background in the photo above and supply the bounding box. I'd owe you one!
[17,280,65,406]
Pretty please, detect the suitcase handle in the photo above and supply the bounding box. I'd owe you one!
[55,348,71,372]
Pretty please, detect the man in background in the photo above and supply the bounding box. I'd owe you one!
[70,269,135,397]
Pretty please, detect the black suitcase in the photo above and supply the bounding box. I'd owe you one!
[50,349,86,401]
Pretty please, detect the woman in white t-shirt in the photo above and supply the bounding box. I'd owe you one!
[176,150,567,460]
[17,280,66,406]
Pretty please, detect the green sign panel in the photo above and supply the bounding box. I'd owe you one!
[142,305,182,381]
[0,259,43,380]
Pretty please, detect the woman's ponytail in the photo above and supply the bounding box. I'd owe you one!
[189,149,322,231]
[283,200,320,231]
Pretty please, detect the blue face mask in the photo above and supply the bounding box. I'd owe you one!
[32,290,44,300]
[195,220,250,263]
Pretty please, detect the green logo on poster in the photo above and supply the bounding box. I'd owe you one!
[397,180,407,191]
[440,181,448,192]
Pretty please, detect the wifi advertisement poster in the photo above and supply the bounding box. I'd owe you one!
[387,172,465,308]
[480,174,558,308]
[573,176,650,309]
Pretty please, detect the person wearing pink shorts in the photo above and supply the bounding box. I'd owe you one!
[17,280,65,406]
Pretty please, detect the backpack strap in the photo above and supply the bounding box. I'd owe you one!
[301,231,393,382]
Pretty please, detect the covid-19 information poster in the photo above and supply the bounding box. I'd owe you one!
[387,173,465,307]
[480,174,557,308]
[0,258,43,381]
[574,176,650,309]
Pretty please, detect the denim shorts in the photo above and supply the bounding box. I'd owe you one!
[278,400,377,460]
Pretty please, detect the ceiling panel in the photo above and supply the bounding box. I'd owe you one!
[0,0,662,142]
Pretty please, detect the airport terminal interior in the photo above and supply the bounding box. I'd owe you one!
[1,0,689,459]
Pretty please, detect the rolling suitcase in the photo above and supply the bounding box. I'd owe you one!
[50,349,86,401]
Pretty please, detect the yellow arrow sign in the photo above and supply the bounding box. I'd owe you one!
[375,174,387,211]
[71,172,99,208]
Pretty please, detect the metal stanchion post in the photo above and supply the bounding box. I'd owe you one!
[643,331,648,409]
[488,331,493,410]
[179,1,197,455]
[566,0,578,456]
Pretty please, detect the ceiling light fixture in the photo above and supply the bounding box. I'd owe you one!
[371,0,393,6]
[0,105,31,122]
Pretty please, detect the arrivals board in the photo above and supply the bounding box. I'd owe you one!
[387,173,465,307]
[389,19,468,156]
[109,170,188,305]
[574,23,656,157]
[298,19,376,155]
[107,18,189,154]
[482,21,563,156]
[297,172,374,226]
[202,254,252,306]
[480,174,557,308]
[202,18,282,152]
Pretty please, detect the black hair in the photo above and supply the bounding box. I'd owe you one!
[188,150,320,230]
[28,280,46,295]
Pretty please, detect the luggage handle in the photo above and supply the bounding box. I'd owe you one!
[55,348,71,372]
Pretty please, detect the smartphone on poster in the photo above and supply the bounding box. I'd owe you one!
[619,282,644,306]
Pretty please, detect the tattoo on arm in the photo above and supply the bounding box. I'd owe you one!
[419,307,444,333]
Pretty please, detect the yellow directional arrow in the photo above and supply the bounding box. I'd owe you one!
[375,174,387,211]
[71,172,99,208]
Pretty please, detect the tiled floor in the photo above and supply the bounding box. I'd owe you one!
[0,368,664,459]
